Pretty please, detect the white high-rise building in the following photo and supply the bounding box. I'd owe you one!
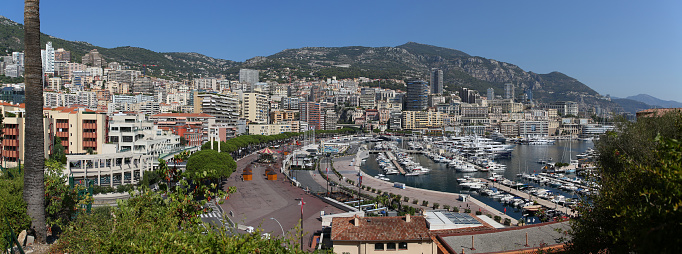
[41,42,55,73]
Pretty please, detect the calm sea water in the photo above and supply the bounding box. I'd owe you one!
[360,140,594,221]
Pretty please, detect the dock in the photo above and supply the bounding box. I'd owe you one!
[384,151,406,175]
[479,178,576,216]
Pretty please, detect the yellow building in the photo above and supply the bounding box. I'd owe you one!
[242,92,269,124]
[0,102,52,168]
[248,124,293,136]
[44,107,108,154]
[401,111,444,130]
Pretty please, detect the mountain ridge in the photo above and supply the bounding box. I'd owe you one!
[1,15,622,113]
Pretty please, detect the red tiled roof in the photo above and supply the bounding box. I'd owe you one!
[331,216,431,242]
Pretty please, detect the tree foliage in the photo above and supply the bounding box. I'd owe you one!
[569,112,682,253]
[185,150,235,181]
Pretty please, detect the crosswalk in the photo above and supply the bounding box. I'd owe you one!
[200,212,222,218]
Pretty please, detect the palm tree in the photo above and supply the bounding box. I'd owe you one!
[23,0,47,243]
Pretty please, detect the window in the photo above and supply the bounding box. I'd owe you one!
[386,243,396,250]
[399,242,408,250]
[374,243,384,251]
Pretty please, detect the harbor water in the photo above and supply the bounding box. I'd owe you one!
[360,140,594,222]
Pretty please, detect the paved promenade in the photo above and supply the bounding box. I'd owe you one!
[220,151,344,251]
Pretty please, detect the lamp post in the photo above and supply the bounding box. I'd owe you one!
[270,217,285,237]
[296,198,304,250]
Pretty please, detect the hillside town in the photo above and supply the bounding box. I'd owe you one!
[2,41,677,254]
[0,43,618,170]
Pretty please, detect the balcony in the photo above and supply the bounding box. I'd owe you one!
[82,123,97,129]
[83,132,97,138]
[56,122,69,129]
[2,150,18,158]
[2,139,18,147]
[83,141,97,148]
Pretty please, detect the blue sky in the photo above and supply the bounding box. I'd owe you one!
[3,0,681,101]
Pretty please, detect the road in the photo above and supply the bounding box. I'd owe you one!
[219,150,344,251]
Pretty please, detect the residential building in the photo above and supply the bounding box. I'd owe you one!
[194,92,239,137]
[41,41,55,73]
[331,215,436,254]
[430,68,443,94]
[239,69,259,85]
[406,80,429,111]
[107,113,180,156]
[518,120,550,137]
[504,83,515,100]
[44,107,109,154]
[401,110,444,130]
[81,49,105,67]
[242,92,269,124]
[270,110,297,124]
[300,101,325,130]
[248,123,294,136]
[149,113,216,146]
[0,102,51,168]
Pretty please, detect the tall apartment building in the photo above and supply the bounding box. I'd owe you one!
[149,113,216,147]
[406,80,429,111]
[487,88,495,101]
[504,83,515,100]
[430,68,444,94]
[359,88,376,109]
[44,107,109,154]
[41,41,55,74]
[239,69,259,85]
[300,101,324,131]
[193,92,239,137]
[242,93,269,124]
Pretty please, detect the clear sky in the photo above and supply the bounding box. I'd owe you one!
[3,0,681,101]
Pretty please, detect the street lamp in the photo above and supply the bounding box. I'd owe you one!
[270,217,285,236]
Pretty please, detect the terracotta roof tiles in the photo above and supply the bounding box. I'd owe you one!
[331,216,431,242]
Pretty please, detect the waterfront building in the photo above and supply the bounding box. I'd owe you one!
[401,110,444,130]
[248,123,294,136]
[107,112,181,156]
[518,120,550,137]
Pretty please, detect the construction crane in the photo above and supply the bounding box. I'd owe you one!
[140,64,157,77]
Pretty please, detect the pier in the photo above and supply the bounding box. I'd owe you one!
[384,151,407,175]
[479,178,576,216]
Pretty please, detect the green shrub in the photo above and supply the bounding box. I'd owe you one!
[453,206,460,212]
[422,200,429,207]
[464,208,471,213]
[494,216,502,222]
[403,197,409,202]
[504,218,512,226]
[433,203,440,209]
[412,199,418,205]
[475,211,482,215]
[443,205,451,211]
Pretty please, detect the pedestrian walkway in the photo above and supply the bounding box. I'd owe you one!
[200,212,222,218]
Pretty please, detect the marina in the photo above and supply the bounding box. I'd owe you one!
[360,137,595,221]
